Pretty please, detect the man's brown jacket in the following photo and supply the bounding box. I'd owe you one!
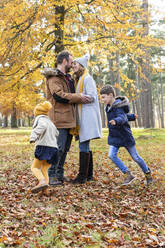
[43,68,82,129]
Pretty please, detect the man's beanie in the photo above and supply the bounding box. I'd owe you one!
[34,101,52,117]
[75,54,90,69]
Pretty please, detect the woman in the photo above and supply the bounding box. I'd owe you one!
[71,54,102,184]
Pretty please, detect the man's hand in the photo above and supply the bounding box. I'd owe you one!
[109,120,116,125]
[81,95,92,104]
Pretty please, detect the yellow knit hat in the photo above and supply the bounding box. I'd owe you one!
[34,101,52,117]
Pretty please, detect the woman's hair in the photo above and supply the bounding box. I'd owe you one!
[72,64,85,82]
[100,84,116,97]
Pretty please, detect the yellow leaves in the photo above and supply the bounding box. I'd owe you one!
[114,83,120,89]
[0,0,163,118]
[121,74,134,86]
[124,82,127,88]
[149,228,157,233]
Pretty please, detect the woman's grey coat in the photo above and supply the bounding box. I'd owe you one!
[76,74,102,142]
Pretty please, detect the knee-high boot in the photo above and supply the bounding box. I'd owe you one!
[87,151,94,181]
[71,152,90,184]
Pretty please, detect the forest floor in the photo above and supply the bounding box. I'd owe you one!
[0,128,165,248]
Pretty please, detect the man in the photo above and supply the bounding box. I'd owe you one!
[42,51,90,186]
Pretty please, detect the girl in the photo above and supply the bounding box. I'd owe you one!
[71,54,102,184]
[30,101,59,193]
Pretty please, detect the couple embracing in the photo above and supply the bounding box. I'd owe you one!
[43,51,102,186]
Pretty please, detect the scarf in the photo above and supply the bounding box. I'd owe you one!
[69,69,89,136]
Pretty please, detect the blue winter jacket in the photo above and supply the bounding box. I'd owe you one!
[106,96,136,147]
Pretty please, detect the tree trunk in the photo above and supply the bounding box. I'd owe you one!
[156,80,161,127]
[108,57,115,85]
[11,104,18,128]
[115,51,121,96]
[100,103,106,128]
[54,5,65,57]
[17,119,21,127]
[132,101,138,127]
[156,105,161,128]
[135,64,143,127]
[160,71,164,128]
[28,116,31,127]
[141,0,154,128]
[22,119,25,127]
[97,66,106,128]
[3,115,8,128]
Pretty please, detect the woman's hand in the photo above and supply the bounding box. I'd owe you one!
[80,94,92,103]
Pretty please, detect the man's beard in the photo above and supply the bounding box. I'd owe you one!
[65,65,71,73]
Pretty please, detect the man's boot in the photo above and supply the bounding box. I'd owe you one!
[53,151,67,186]
[49,176,57,186]
[87,151,94,181]
[71,152,90,184]
[48,163,57,186]
[49,151,67,186]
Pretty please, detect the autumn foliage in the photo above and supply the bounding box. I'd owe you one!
[0,0,164,119]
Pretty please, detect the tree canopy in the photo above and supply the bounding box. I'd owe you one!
[0,0,164,121]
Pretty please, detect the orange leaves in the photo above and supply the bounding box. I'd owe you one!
[1,129,165,246]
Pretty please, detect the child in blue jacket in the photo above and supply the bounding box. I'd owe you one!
[100,84,153,186]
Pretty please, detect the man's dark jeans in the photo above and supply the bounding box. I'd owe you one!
[48,129,72,180]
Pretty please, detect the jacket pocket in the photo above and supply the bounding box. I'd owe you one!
[54,109,72,123]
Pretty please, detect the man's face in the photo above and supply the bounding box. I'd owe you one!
[65,55,73,73]
[101,93,114,105]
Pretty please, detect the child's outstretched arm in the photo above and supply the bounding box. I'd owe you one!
[127,113,138,122]
[109,119,116,125]
[109,108,128,126]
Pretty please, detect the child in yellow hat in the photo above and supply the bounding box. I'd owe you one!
[30,101,59,194]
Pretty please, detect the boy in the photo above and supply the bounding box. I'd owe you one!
[100,84,153,186]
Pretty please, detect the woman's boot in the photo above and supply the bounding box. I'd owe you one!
[71,152,90,184]
[87,151,94,181]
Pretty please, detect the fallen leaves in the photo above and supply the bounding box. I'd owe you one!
[0,129,165,247]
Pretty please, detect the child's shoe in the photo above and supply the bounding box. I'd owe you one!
[38,188,50,197]
[122,171,136,185]
[31,179,48,193]
[43,188,50,196]
[145,169,153,185]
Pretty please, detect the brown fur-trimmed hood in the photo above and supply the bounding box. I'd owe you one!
[41,68,64,79]
[113,96,129,113]
[106,96,130,113]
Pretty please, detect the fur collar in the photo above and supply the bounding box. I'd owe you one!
[106,96,129,113]
[41,68,63,79]
[113,96,129,108]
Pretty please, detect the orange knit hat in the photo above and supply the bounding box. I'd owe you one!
[34,101,52,117]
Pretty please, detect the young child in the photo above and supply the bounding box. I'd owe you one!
[100,84,153,186]
[30,101,59,194]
